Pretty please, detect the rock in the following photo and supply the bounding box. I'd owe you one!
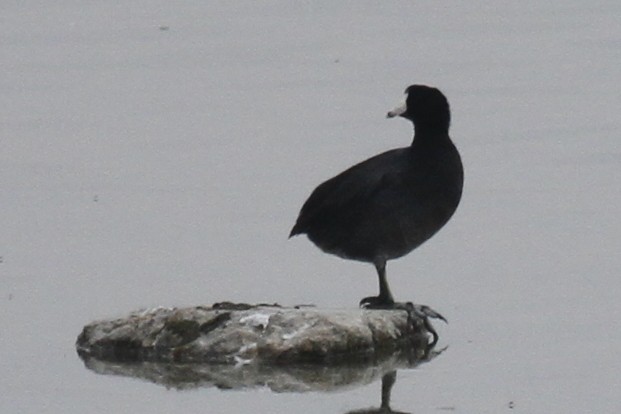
[76,302,444,366]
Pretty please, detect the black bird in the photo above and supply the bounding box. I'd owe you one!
[290,85,463,308]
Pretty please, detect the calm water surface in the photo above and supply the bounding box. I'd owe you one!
[2,2,620,413]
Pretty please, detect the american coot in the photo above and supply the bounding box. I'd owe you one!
[290,85,463,308]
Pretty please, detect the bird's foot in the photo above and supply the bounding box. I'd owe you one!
[400,302,447,346]
[360,298,447,346]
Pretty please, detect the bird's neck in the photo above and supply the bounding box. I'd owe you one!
[412,124,451,145]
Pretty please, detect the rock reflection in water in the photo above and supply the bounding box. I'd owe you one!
[79,346,445,393]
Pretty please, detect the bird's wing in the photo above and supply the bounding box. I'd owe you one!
[290,148,409,236]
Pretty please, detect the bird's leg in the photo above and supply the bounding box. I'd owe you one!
[376,259,395,305]
[360,259,395,308]
[359,262,448,345]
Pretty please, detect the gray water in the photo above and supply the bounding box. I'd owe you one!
[2,2,620,413]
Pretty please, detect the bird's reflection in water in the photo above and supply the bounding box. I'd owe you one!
[346,371,407,414]
[343,345,446,414]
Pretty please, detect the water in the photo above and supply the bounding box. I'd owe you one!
[2,2,620,412]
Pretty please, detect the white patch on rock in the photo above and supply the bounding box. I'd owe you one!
[237,342,257,355]
[233,355,253,366]
[239,313,271,329]
[135,306,173,317]
[235,343,258,365]
[282,323,310,340]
